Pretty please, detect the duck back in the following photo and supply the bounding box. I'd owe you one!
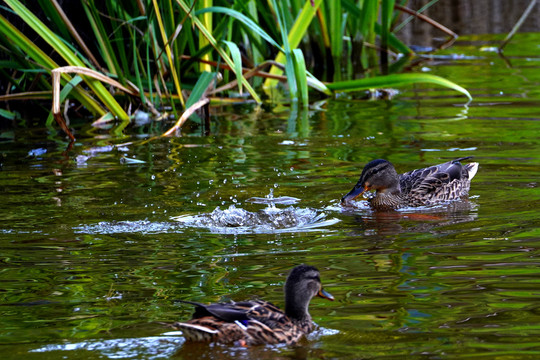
[399,157,478,206]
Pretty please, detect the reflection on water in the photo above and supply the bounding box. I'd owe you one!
[334,196,479,237]
[31,337,185,360]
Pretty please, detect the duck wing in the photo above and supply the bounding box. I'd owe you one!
[179,299,289,327]
[399,157,475,204]
[178,300,254,322]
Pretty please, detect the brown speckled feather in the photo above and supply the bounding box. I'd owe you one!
[400,158,477,206]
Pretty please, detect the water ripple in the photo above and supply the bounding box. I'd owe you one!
[30,336,184,359]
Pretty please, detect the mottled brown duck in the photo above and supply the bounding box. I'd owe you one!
[341,157,479,210]
[172,264,334,346]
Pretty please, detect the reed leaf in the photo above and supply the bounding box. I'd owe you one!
[380,0,396,74]
[178,0,261,103]
[185,71,214,125]
[271,0,297,100]
[0,108,18,120]
[199,0,213,72]
[195,7,283,50]
[327,73,472,101]
[306,73,332,95]
[292,49,308,105]
[222,40,243,94]
[81,2,120,77]
[152,0,184,108]
[4,0,129,120]
[329,0,342,74]
[263,0,323,88]
[45,75,84,126]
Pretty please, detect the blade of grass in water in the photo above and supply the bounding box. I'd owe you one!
[292,49,308,105]
[380,0,396,74]
[326,73,472,101]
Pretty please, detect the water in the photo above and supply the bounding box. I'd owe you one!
[1,33,540,359]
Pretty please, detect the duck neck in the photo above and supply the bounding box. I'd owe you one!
[371,186,404,209]
[285,294,311,323]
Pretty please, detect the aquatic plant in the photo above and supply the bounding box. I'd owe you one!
[0,0,470,138]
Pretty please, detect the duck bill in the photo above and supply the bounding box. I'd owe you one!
[341,185,367,204]
[318,288,334,301]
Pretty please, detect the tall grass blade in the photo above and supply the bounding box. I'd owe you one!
[163,98,210,136]
[271,0,297,100]
[152,0,184,108]
[380,0,396,74]
[0,108,18,120]
[183,71,215,125]
[263,0,323,88]
[49,0,102,70]
[199,0,213,72]
[500,0,537,50]
[292,49,308,105]
[178,0,261,103]
[329,0,342,79]
[326,73,472,101]
[195,7,283,50]
[187,72,215,107]
[222,40,243,94]
[81,2,119,76]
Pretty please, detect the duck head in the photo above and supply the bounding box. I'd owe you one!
[284,264,333,321]
[341,159,400,205]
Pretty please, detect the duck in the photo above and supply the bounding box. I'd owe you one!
[341,157,479,210]
[172,264,334,346]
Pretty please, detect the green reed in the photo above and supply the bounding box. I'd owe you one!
[0,0,470,134]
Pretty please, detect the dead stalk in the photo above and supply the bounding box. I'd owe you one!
[162,98,210,136]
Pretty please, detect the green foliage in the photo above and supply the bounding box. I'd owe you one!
[0,0,470,134]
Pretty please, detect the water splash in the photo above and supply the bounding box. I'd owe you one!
[172,204,340,234]
[247,188,300,205]
[74,220,183,234]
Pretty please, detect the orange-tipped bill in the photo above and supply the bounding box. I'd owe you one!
[341,185,367,205]
[318,288,334,301]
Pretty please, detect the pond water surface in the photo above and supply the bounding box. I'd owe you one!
[1,34,539,359]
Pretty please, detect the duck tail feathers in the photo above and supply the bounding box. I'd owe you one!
[173,322,219,341]
[466,162,479,180]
